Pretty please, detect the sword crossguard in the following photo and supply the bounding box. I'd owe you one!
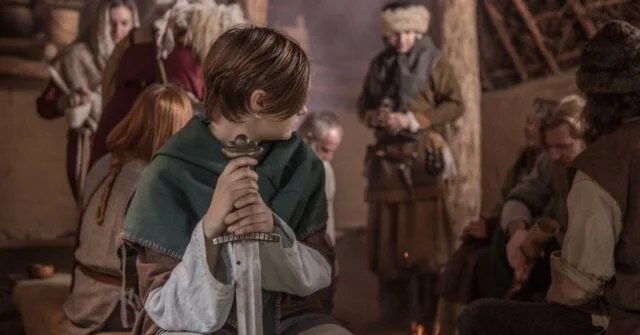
[221,134,264,159]
[211,232,281,246]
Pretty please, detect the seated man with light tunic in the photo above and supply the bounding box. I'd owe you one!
[299,110,344,314]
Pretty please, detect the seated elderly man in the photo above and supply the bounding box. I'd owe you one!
[298,110,344,314]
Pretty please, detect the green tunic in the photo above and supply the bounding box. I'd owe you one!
[122,115,328,334]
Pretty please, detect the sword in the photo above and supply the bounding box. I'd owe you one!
[213,134,281,335]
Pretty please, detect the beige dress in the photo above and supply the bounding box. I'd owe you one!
[63,154,145,335]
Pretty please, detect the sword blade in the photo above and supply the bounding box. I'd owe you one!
[232,241,263,335]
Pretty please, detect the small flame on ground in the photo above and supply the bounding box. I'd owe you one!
[410,321,426,335]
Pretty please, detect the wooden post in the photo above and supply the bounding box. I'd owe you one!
[241,0,269,26]
[439,0,482,229]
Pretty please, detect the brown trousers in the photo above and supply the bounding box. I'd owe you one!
[378,273,439,328]
[458,299,604,335]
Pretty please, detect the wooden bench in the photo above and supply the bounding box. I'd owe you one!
[11,274,131,335]
[0,237,75,275]
[12,274,71,335]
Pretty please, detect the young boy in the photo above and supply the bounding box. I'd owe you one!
[123,27,352,335]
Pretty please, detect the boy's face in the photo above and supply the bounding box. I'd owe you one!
[246,91,307,141]
[252,109,305,141]
[386,31,419,54]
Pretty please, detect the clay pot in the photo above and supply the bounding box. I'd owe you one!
[27,263,56,279]
[0,2,34,37]
[48,5,80,46]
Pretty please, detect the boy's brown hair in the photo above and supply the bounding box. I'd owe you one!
[201,26,310,122]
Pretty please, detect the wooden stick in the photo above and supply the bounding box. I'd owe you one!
[490,49,580,79]
[585,0,630,11]
[482,0,528,80]
[513,0,562,74]
[480,65,495,91]
[570,0,597,37]
[0,37,57,61]
[0,56,49,79]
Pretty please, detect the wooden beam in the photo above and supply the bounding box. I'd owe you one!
[558,48,582,62]
[480,64,495,91]
[482,0,528,80]
[0,37,57,61]
[513,0,561,74]
[0,56,49,80]
[489,49,580,80]
[570,0,597,37]
[585,0,630,11]
[535,11,562,21]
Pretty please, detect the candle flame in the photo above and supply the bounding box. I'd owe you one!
[410,321,426,335]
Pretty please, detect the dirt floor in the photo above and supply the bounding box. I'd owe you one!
[333,230,426,335]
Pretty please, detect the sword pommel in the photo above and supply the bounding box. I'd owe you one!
[221,134,264,159]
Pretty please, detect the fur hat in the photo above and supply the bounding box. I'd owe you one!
[577,20,640,94]
[381,3,430,36]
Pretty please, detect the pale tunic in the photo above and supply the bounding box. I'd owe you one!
[64,154,145,334]
[548,171,622,326]
[323,161,337,248]
[550,171,622,294]
[144,217,333,333]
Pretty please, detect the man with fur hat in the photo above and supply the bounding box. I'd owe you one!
[458,20,640,335]
[357,0,463,330]
[91,0,245,165]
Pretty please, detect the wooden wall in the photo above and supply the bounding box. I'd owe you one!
[0,85,77,246]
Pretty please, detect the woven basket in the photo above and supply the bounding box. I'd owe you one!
[48,7,80,45]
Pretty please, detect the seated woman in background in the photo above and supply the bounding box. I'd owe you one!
[36,0,139,201]
[63,84,192,335]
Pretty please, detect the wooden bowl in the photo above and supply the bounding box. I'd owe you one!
[26,263,56,279]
